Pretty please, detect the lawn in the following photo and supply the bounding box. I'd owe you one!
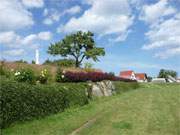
[2,83,180,135]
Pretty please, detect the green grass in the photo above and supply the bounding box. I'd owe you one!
[2,83,180,135]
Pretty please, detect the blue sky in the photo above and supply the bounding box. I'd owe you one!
[0,0,180,77]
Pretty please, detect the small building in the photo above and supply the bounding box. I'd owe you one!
[119,70,136,80]
[151,78,166,83]
[135,73,148,82]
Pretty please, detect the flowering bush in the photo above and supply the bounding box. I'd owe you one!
[56,67,66,82]
[59,71,136,82]
[37,69,50,84]
[14,68,36,84]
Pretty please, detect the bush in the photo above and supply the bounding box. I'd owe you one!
[43,59,76,67]
[59,71,137,82]
[0,61,12,78]
[84,62,93,69]
[14,68,36,84]
[56,67,66,82]
[113,81,140,94]
[15,59,28,64]
[37,69,51,84]
[0,78,89,128]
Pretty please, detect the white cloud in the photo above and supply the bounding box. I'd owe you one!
[42,9,61,25]
[57,0,133,42]
[154,47,180,59]
[38,32,52,40]
[2,49,25,56]
[43,5,81,25]
[0,31,20,44]
[43,18,53,25]
[142,16,180,58]
[141,0,180,59]
[139,0,176,24]
[0,0,34,31]
[22,0,44,8]
[109,30,131,43]
[64,5,81,15]
[22,34,37,45]
[0,31,52,48]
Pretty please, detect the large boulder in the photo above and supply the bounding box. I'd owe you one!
[88,80,116,97]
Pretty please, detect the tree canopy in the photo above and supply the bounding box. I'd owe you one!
[158,69,177,78]
[48,31,105,67]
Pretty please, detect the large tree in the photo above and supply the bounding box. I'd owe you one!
[48,31,105,67]
[158,69,177,78]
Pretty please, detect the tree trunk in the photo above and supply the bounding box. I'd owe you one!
[75,59,79,67]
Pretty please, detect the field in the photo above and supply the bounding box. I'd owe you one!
[2,83,180,135]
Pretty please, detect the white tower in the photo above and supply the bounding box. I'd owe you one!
[35,49,39,64]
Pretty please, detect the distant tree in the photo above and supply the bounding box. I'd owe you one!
[43,59,76,67]
[147,76,152,82]
[158,69,177,78]
[109,72,115,76]
[32,60,35,64]
[15,59,28,64]
[48,31,105,67]
[43,59,51,65]
[84,62,93,69]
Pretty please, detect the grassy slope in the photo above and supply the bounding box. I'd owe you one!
[2,84,180,135]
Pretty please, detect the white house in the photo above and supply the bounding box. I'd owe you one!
[119,70,136,80]
[135,73,148,82]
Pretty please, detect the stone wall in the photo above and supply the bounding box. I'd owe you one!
[88,80,116,97]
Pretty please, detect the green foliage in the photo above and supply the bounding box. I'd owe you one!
[15,59,28,64]
[158,69,177,78]
[48,31,105,67]
[0,78,89,128]
[0,61,13,78]
[31,60,35,64]
[147,76,152,82]
[0,62,5,75]
[57,59,75,67]
[109,72,115,76]
[56,67,65,82]
[37,69,51,84]
[84,62,93,69]
[43,59,76,67]
[113,81,140,94]
[14,68,36,84]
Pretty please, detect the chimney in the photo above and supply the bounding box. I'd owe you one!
[35,49,39,64]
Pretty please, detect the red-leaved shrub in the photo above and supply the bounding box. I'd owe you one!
[62,71,136,82]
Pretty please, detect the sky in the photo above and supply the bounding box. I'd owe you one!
[0,0,180,77]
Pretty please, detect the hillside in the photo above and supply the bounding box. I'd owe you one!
[0,61,103,79]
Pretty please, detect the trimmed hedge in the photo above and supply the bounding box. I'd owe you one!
[113,81,140,94]
[62,71,137,82]
[0,78,89,128]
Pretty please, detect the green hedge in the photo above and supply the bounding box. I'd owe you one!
[113,81,140,94]
[0,78,89,128]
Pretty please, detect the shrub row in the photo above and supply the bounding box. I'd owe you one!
[0,78,89,128]
[113,81,140,94]
[59,71,137,82]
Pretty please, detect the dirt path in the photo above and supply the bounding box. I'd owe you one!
[69,116,97,135]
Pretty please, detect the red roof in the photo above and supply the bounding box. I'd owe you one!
[135,73,147,80]
[119,70,134,78]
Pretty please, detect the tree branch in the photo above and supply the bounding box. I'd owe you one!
[79,55,86,64]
